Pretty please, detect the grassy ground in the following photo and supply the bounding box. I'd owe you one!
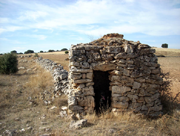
[0,48,180,136]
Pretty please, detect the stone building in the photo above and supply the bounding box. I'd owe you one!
[68,33,163,117]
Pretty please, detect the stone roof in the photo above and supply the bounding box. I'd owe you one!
[89,33,149,49]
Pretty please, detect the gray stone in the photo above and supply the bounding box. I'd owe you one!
[72,69,93,73]
[69,105,83,111]
[86,72,93,79]
[69,119,87,129]
[93,63,116,71]
[74,79,92,84]
[111,101,128,109]
[112,86,131,94]
[123,69,130,76]
[133,82,141,89]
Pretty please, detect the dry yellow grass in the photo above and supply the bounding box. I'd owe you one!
[39,53,69,71]
[1,48,180,136]
[153,47,180,56]
[158,57,180,100]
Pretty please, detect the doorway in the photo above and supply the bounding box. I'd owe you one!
[93,71,111,114]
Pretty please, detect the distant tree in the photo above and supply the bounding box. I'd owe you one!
[11,50,17,54]
[40,51,43,53]
[24,50,34,54]
[48,50,55,52]
[18,52,23,54]
[65,51,69,54]
[161,43,168,48]
[61,48,68,51]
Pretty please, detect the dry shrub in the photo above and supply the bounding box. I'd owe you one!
[24,67,54,104]
[159,70,180,114]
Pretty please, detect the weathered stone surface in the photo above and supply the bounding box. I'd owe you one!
[83,86,95,96]
[111,75,120,81]
[111,101,128,109]
[93,63,116,71]
[109,70,123,75]
[138,44,150,49]
[127,94,138,100]
[71,73,82,80]
[141,105,148,111]
[123,44,134,53]
[68,96,77,106]
[86,72,93,79]
[123,69,130,76]
[72,69,93,73]
[112,86,131,94]
[149,105,162,112]
[114,53,126,59]
[133,82,141,89]
[69,105,83,111]
[84,96,95,107]
[86,82,94,86]
[112,96,129,102]
[73,79,92,84]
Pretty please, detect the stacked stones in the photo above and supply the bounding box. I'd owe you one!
[36,57,69,96]
[68,33,163,117]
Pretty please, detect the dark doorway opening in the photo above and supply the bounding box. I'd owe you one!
[93,71,111,114]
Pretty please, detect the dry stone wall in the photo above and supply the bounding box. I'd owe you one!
[36,57,70,96]
[68,33,163,117]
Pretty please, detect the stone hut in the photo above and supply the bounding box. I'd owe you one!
[68,33,163,117]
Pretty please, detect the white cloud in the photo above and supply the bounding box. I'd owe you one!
[31,35,47,40]
[18,11,48,21]
[0,38,8,41]
[0,26,24,34]
[0,18,9,23]
[0,0,180,37]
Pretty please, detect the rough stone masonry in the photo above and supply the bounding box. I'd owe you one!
[68,33,163,117]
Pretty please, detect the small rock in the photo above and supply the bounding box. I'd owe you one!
[14,118,20,121]
[61,106,68,111]
[19,128,25,132]
[50,106,57,110]
[26,127,32,130]
[69,119,87,129]
[39,133,54,136]
[59,111,67,118]
[18,67,25,70]
[108,128,116,134]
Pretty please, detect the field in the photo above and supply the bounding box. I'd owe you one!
[0,48,180,136]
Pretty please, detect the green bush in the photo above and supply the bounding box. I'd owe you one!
[34,53,39,57]
[0,53,18,74]
[162,43,168,48]
[11,50,17,54]
[65,51,69,54]
[61,48,68,51]
[48,50,55,52]
[24,50,34,54]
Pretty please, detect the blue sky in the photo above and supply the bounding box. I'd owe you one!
[0,0,180,53]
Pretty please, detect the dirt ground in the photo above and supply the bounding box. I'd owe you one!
[0,50,180,136]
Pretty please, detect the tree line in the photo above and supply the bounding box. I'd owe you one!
[0,48,68,55]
